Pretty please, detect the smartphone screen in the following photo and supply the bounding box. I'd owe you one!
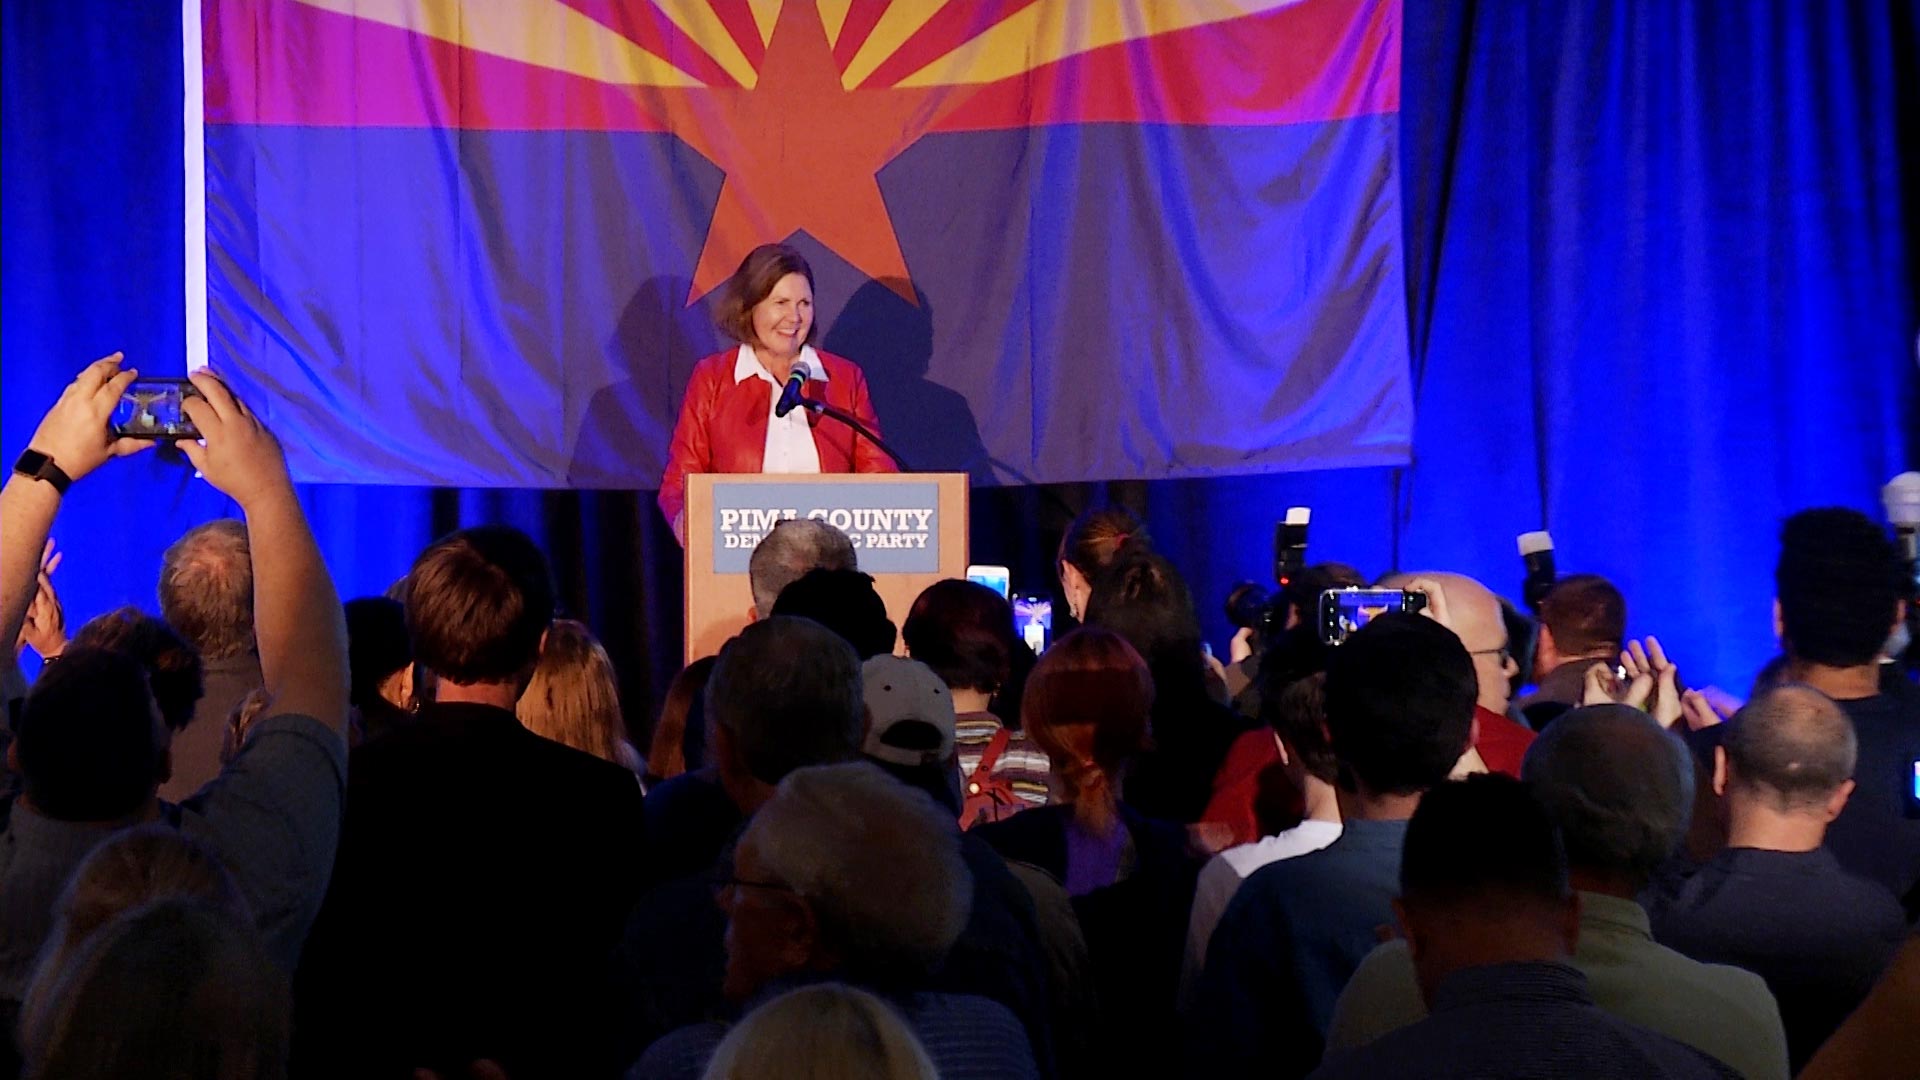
[112,378,203,440]
[1013,595,1052,654]
[966,564,1012,599]
[1318,587,1426,646]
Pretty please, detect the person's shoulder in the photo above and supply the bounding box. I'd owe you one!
[523,730,645,797]
[813,349,871,385]
[629,1019,727,1080]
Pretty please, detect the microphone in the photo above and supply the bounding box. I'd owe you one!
[1518,531,1556,613]
[774,360,813,419]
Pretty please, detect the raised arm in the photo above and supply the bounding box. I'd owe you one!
[179,373,348,735]
[2,354,146,648]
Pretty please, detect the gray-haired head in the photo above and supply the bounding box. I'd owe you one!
[1724,684,1855,812]
[707,616,864,787]
[158,519,255,661]
[747,761,973,983]
[1520,704,1694,888]
[749,519,858,618]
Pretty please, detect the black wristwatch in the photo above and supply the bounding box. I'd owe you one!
[12,449,73,496]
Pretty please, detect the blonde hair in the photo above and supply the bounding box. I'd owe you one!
[20,899,288,1080]
[701,984,938,1080]
[516,619,639,772]
[37,825,249,980]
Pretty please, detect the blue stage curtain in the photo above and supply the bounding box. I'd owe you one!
[4,0,1914,721]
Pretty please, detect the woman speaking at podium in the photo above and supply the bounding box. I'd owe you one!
[659,243,896,543]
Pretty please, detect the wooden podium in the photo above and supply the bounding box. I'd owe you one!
[684,473,969,662]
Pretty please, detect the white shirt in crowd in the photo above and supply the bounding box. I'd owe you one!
[1179,819,1344,1011]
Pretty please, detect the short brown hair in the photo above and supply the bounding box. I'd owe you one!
[158,520,254,661]
[715,243,817,348]
[406,526,554,685]
[1725,684,1856,811]
[71,608,204,733]
[1537,574,1626,657]
[903,580,1015,694]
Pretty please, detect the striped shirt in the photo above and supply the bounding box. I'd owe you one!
[953,712,1051,808]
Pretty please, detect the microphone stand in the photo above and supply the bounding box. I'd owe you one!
[803,399,914,472]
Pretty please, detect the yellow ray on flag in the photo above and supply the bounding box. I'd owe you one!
[746,0,784,45]
[650,0,762,86]
[819,0,853,47]
[891,0,1304,88]
[294,0,704,87]
[841,0,952,89]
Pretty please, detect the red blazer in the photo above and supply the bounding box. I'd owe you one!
[658,348,896,526]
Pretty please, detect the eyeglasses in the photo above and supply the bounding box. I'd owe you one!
[1468,644,1514,667]
[713,874,796,908]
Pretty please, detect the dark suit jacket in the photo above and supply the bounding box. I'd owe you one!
[293,703,646,1079]
[975,804,1199,1079]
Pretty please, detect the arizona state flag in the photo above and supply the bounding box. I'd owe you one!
[198,0,1410,488]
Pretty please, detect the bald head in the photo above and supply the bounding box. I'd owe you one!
[1522,705,1692,888]
[1723,684,1855,812]
[1381,572,1515,714]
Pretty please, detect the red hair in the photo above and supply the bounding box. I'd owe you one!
[1020,628,1154,829]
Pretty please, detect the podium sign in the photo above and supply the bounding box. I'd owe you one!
[685,474,968,663]
[710,480,943,573]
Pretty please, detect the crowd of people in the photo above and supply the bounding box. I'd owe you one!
[1,356,1916,1078]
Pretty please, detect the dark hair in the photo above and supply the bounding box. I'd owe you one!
[770,569,898,660]
[16,647,165,821]
[343,597,411,710]
[1322,613,1477,796]
[1537,574,1626,657]
[902,579,1015,694]
[70,608,204,733]
[708,617,865,786]
[715,243,818,348]
[1401,775,1570,911]
[1057,507,1143,582]
[1776,507,1905,668]
[405,526,555,685]
[1083,545,1207,703]
[18,899,289,1080]
[650,655,718,782]
[1279,562,1368,627]
[1724,684,1856,810]
[157,519,254,661]
[1267,672,1336,785]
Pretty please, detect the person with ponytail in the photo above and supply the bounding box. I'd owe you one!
[1081,544,1256,827]
[1056,507,1142,624]
[973,628,1200,1076]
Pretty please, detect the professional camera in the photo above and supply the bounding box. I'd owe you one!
[1224,508,1312,641]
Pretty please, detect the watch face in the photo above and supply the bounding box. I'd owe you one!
[14,449,51,474]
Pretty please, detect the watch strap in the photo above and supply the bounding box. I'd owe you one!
[12,450,73,496]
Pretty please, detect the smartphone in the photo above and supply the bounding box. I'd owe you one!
[112,377,203,440]
[1318,587,1428,646]
[1906,755,1920,820]
[966,564,1012,599]
[1013,595,1053,654]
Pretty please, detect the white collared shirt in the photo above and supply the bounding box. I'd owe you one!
[733,345,825,474]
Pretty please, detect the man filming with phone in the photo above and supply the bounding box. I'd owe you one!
[1,354,349,1001]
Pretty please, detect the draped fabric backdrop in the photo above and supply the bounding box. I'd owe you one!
[4,1,1915,741]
